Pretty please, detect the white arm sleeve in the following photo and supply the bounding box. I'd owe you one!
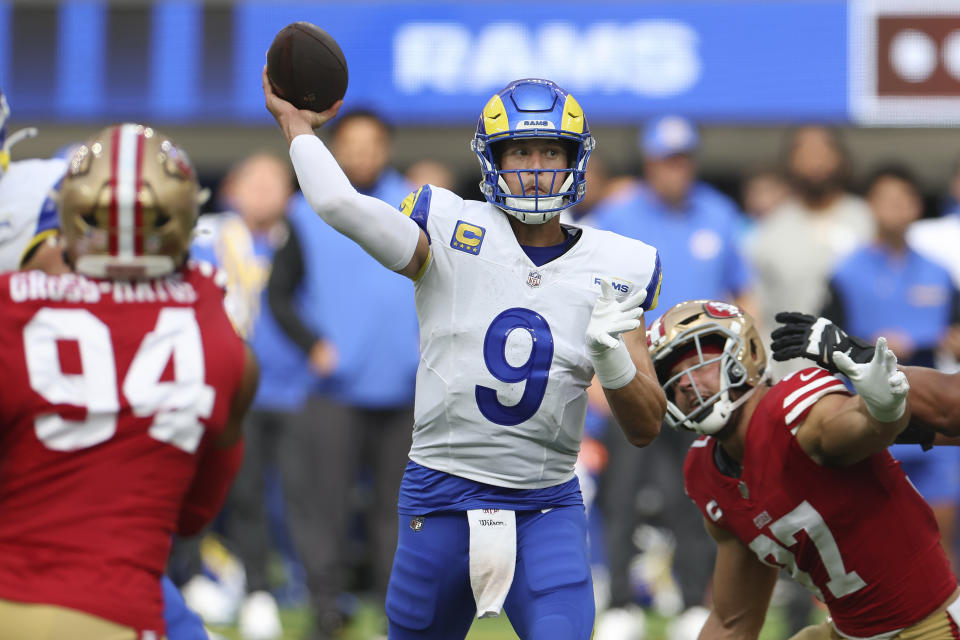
[289,134,422,271]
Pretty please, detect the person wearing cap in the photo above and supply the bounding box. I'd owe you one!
[586,115,754,320]
[584,115,754,640]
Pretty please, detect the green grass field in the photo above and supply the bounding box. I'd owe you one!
[209,601,803,640]
[199,536,823,640]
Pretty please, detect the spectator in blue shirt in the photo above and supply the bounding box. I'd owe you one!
[586,115,755,639]
[586,115,755,322]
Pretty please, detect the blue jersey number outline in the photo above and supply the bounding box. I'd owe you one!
[475,307,554,426]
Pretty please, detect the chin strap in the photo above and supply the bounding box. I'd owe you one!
[685,369,770,435]
[496,172,573,223]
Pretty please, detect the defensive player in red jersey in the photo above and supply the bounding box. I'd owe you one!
[647,300,960,640]
[0,123,258,640]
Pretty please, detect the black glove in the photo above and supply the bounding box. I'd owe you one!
[895,422,935,451]
[770,311,874,374]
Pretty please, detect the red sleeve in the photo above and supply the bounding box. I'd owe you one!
[176,264,250,535]
[177,435,245,536]
[773,367,850,429]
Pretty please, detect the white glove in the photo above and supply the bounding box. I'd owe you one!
[586,280,647,389]
[833,336,910,423]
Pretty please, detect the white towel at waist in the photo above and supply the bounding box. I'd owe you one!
[467,508,517,618]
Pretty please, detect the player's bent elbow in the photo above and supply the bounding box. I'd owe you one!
[310,193,354,227]
[624,419,662,448]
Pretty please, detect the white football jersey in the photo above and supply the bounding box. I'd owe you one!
[0,157,66,272]
[403,185,661,489]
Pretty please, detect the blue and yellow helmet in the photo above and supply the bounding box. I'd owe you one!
[471,78,595,224]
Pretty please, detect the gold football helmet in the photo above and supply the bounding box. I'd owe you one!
[59,123,200,279]
[647,300,768,435]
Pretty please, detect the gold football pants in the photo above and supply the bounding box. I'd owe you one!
[0,599,165,640]
[790,594,960,640]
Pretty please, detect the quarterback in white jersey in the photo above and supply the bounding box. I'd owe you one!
[0,91,66,272]
[404,184,661,488]
[265,71,666,640]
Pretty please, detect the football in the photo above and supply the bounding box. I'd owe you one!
[266,21,348,112]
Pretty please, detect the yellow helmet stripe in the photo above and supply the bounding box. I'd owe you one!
[561,94,585,134]
[482,94,509,137]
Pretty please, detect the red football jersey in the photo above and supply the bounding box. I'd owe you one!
[0,264,246,634]
[684,367,957,638]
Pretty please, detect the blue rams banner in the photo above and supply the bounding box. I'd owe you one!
[232,1,848,124]
[2,1,959,125]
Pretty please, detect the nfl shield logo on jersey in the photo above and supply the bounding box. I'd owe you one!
[526,270,542,288]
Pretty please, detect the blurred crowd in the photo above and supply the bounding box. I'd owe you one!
[7,102,960,640]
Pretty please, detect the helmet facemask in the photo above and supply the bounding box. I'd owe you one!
[657,328,759,435]
[648,300,769,436]
[485,138,585,219]
[472,79,595,224]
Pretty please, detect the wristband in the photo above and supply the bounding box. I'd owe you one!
[591,338,637,389]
